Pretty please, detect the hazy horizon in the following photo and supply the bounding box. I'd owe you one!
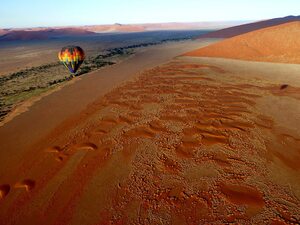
[1,20,254,30]
[1,0,299,29]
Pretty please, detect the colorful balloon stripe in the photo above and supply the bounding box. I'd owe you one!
[58,46,85,74]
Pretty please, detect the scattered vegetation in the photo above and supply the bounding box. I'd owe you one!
[0,36,193,121]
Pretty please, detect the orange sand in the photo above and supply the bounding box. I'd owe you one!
[0,54,299,224]
[186,22,300,64]
[199,15,300,38]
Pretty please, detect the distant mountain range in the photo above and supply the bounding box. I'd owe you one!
[199,15,300,38]
[0,21,247,41]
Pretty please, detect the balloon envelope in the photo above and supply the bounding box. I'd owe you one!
[58,46,85,74]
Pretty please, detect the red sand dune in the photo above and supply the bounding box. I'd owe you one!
[0,21,246,41]
[80,22,246,32]
[0,30,49,41]
[140,21,247,30]
[185,21,300,64]
[199,15,300,38]
[0,29,9,36]
[0,28,95,41]
[84,24,146,33]
[71,22,238,33]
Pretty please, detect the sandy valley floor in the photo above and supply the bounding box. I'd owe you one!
[0,53,300,224]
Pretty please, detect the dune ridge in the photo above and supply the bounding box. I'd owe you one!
[0,28,95,41]
[199,15,300,38]
[185,21,300,64]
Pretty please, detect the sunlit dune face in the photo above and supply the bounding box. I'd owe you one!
[186,21,300,64]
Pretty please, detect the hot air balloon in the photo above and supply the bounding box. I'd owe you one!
[58,46,85,75]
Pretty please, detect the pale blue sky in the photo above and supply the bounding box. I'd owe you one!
[1,0,299,28]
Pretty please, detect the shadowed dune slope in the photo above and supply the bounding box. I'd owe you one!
[0,29,9,36]
[185,22,300,64]
[199,15,300,38]
[0,28,95,41]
